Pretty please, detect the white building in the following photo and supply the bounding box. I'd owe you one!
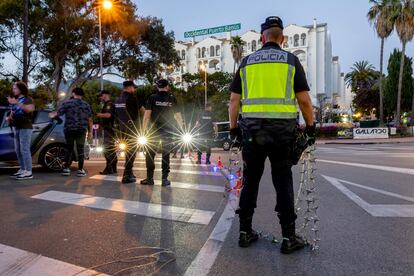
[171,20,345,107]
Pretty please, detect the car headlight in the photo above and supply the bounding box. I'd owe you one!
[137,136,148,146]
[96,146,104,153]
[182,133,193,144]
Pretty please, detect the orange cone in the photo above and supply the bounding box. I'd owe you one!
[217,156,223,168]
[234,179,242,190]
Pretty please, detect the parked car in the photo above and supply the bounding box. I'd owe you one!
[0,107,89,171]
[213,121,233,151]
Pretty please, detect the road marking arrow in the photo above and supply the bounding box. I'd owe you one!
[322,175,414,217]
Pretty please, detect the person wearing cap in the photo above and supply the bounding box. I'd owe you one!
[50,87,93,177]
[195,104,214,165]
[141,79,184,187]
[228,16,315,254]
[114,80,145,184]
[97,90,117,175]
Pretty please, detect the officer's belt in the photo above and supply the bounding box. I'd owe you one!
[241,98,296,106]
[242,112,297,119]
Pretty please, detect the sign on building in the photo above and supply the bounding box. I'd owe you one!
[353,128,389,139]
[184,23,241,38]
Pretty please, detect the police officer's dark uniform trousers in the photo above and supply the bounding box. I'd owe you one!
[230,16,310,254]
[100,98,117,174]
[141,89,178,186]
[114,81,143,183]
[196,110,214,164]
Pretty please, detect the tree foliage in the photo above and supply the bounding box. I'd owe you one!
[384,48,414,114]
[0,0,180,96]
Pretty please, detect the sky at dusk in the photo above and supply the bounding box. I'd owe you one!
[135,0,414,74]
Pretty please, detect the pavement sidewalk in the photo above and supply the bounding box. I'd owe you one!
[317,136,414,145]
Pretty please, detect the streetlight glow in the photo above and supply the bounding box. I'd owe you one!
[199,63,206,71]
[102,0,113,10]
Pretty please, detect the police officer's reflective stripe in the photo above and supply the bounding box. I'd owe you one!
[241,67,248,98]
[242,112,297,119]
[285,65,294,99]
[241,98,295,106]
[115,103,126,108]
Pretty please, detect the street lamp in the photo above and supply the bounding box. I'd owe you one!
[199,63,207,108]
[98,0,113,91]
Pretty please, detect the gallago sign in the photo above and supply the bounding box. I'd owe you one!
[353,128,389,139]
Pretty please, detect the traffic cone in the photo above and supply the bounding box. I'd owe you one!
[233,168,243,190]
[217,156,223,168]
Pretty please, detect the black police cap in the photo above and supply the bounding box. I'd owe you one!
[123,80,137,88]
[261,16,284,34]
[99,90,110,96]
[156,79,169,88]
[72,87,84,96]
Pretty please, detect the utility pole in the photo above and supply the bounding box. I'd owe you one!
[22,0,29,84]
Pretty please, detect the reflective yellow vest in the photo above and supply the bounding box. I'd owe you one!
[240,47,297,119]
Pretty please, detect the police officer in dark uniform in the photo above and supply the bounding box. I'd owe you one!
[195,104,214,165]
[229,16,316,254]
[114,81,145,184]
[141,79,184,187]
[97,90,117,175]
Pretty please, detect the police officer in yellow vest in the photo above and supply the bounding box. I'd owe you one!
[229,16,315,254]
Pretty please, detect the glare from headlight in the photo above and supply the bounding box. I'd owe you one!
[137,136,148,146]
[182,133,193,144]
[96,146,104,153]
[119,143,127,150]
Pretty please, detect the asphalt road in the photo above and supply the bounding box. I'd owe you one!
[1,143,414,275]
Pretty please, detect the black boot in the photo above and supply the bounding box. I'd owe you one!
[99,167,114,175]
[238,215,258,248]
[161,179,171,187]
[122,170,136,184]
[280,223,306,254]
[206,154,211,165]
[140,178,154,185]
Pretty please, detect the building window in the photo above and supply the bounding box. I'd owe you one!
[251,40,257,52]
[301,33,306,46]
[216,45,221,56]
[293,50,306,66]
[247,42,251,52]
[197,48,201,58]
[176,51,180,59]
[181,50,185,60]
[258,40,262,48]
[283,36,289,48]
[202,47,206,58]
[294,34,299,47]
[209,59,220,70]
[210,46,215,57]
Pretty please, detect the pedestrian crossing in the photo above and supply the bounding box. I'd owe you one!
[32,191,216,225]
[0,243,105,276]
[10,154,234,275]
[90,175,224,193]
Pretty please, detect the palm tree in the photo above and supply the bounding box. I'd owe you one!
[395,0,414,123]
[230,36,245,74]
[367,0,399,126]
[345,61,377,92]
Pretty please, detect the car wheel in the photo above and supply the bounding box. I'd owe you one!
[39,144,68,171]
[223,141,231,151]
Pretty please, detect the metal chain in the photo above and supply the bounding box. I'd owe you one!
[295,145,320,250]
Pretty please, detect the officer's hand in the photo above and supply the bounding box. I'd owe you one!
[304,124,316,146]
[230,127,242,144]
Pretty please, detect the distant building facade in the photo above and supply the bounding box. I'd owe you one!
[171,20,345,107]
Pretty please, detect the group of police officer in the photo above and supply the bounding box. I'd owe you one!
[97,15,316,255]
[97,79,213,186]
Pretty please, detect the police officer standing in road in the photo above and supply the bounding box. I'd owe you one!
[195,104,214,165]
[141,79,184,187]
[115,81,145,184]
[229,16,316,254]
[97,90,117,175]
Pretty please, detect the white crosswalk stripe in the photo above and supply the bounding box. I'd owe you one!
[31,191,216,225]
[89,175,224,193]
[0,243,106,276]
[118,167,222,177]
[86,160,210,167]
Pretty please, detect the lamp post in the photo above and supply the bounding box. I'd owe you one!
[199,63,207,108]
[98,0,113,91]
